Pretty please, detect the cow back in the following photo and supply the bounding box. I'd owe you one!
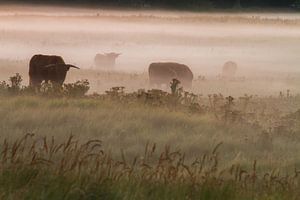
[29,54,65,75]
[148,62,193,87]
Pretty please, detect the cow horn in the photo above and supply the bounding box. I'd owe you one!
[43,64,80,69]
[67,64,80,69]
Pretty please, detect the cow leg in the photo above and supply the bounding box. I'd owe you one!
[29,78,41,87]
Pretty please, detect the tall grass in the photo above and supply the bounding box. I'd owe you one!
[0,95,299,171]
[0,134,298,200]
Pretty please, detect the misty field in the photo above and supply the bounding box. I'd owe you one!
[0,4,300,200]
[1,5,300,75]
[1,59,300,96]
[0,72,299,199]
[1,5,300,96]
[1,92,300,167]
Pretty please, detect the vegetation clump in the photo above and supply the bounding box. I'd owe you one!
[0,73,90,97]
[0,74,299,135]
[63,79,90,97]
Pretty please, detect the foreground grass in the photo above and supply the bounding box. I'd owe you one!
[0,170,296,200]
[0,95,299,199]
[0,134,298,200]
[0,95,299,168]
[0,169,238,200]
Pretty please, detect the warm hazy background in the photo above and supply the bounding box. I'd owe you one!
[0,3,299,95]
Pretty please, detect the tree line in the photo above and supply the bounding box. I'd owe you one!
[9,0,299,9]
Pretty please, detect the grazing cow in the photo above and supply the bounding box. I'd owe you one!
[222,61,237,78]
[148,62,194,88]
[94,52,121,69]
[29,54,79,87]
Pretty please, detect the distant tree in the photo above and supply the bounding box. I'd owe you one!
[268,0,294,6]
[210,0,236,8]
[10,0,298,8]
[241,0,294,7]
[234,0,241,8]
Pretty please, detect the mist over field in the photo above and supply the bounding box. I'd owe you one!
[1,5,300,73]
[1,5,300,96]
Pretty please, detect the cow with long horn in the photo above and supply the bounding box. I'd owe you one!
[29,54,80,87]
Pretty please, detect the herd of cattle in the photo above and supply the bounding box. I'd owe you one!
[28,54,238,88]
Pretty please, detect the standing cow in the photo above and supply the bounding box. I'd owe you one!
[148,62,194,88]
[94,52,121,69]
[222,61,237,79]
[29,54,79,87]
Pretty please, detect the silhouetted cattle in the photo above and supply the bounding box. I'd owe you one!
[29,54,79,87]
[94,52,121,69]
[148,62,194,88]
[222,61,237,78]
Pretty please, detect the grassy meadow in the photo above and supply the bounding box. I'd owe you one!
[0,72,299,199]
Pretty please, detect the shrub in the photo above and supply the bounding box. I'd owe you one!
[63,79,90,97]
[170,78,182,95]
[8,73,22,94]
[0,81,9,95]
[39,82,63,97]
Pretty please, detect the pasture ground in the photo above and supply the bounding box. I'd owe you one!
[0,87,299,199]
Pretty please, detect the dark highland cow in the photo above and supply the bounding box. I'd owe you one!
[29,54,79,87]
[148,62,194,88]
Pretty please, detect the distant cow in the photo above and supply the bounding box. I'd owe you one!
[148,62,194,88]
[222,61,237,78]
[29,54,79,87]
[94,52,121,69]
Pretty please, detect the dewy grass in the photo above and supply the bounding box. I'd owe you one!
[0,94,299,170]
[0,134,298,200]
